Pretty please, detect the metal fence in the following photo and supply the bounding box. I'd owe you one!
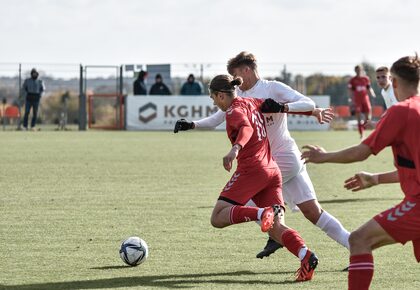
[0,61,379,129]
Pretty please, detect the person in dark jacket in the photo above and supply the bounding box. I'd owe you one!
[180,74,202,95]
[133,70,148,95]
[149,74,171,95]
[22,68,45,130]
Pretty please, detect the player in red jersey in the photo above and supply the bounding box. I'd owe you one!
[209,74,318,282]
[348,65,376,138]
[301,54,420,289]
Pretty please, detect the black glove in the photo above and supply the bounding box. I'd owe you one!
[260,98,285,113]
[174,119,194,133]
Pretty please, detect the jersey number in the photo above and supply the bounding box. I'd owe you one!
[251,111,266,141]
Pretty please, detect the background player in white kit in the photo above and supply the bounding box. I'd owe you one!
[174,52,351,258]
[375,66,398,109]
[364,66,398,130]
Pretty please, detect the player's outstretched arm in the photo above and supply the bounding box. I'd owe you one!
[344,170,399,191]
[260,98,312,115]
[260,98,286,113]
[174,119,195,133]
[301,143,372,164]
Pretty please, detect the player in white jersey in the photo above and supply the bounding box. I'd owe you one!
[174,52,350,258]
[365,66,398,130]
[375,66,398,109]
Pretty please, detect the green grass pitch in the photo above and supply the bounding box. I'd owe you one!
[0,130,419,289]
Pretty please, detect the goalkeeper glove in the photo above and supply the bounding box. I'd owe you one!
[174,119,194,133]
[260,98,285,113]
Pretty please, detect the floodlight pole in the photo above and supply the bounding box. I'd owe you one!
[79,64,87,130]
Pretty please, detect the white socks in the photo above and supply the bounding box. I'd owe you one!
[298,247,308,260]
[316,211,350,249]
[257,208,264,220]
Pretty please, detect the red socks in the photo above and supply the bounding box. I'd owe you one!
[229,205,258,224]
[281,229,306,257]
[348,254,374,290]
[358,123,364,136]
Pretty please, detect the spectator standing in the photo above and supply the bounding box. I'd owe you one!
[149,74,172,95]
[180,74,202,95]
[22,68,45,131]
[133,70,148,95]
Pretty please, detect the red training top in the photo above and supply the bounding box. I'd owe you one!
[363,95,420,200]
[225,96,277,171]
[348,76,371,103]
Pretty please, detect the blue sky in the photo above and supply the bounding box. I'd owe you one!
[1,0,419,75]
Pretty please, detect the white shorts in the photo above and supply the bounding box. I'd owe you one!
[247,147,317,212]
[282,165,316,212]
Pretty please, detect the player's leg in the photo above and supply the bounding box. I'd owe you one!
[210,199,270,229]
[253,169,318,282]
[355,110,364,138]
[254,151,303,259]
[285,168,350,249]
[23,99,32,130]
[347,218,396,290]
[211,170,275,231]
[246,198,284,258]
[348,198,420,290]
[31,99,40,129]
[362,101,372,133]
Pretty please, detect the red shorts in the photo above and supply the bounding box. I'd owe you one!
[354,99,371,114]
[374,198,420,261]
[219,166,283,208]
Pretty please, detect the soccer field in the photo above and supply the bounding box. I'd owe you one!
[0,130,418,290]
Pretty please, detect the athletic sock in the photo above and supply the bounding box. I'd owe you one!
[257,208,264,220]
[298,247,308,261]
[316,211,350,249]
[348,254,374,290]
[280,229,306,258]
[229,205,259,224]
[358,123,364,137]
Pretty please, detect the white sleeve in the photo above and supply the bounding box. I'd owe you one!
[193,109,226,129]
[270,81,315,112]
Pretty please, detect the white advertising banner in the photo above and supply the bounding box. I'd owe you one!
[125,95,330,131]
[126,96,224,131]
[287,95,330,131]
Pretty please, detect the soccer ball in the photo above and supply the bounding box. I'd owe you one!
[119,236,149,266]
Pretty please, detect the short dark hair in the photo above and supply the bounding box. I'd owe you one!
[227,51,257,75]
[391,53,420,86]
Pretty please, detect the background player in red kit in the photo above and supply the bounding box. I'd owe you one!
[302,54,420,289]
[208,74,318,282]
[348,65,376,138]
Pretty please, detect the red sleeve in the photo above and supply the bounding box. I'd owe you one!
[362,105,406,155]
[227,108,254,148]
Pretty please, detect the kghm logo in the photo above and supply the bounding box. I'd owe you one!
[139,102,157,123]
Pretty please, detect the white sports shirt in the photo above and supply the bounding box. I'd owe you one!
[381,85,398,109]
[194,79,315,182]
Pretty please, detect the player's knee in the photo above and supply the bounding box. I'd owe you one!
[210,215,225,228]
[300,206,321,224]
[349,229,371,250]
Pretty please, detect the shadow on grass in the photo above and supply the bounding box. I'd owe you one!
[318,197,400,204]
[0,270,310,289]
